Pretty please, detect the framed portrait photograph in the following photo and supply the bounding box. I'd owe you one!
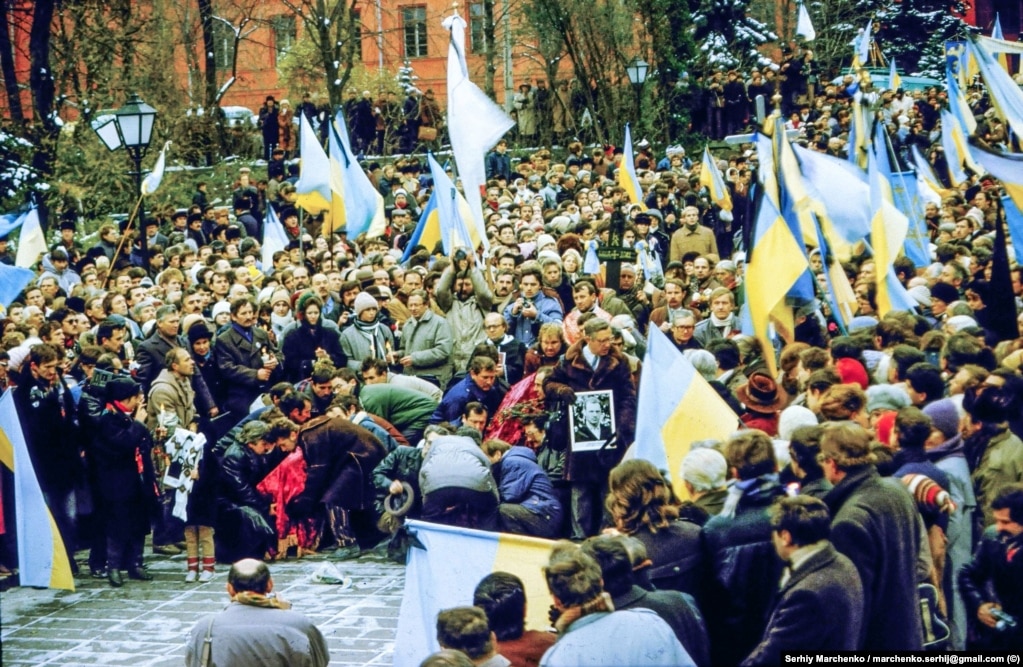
[569,390,615,452]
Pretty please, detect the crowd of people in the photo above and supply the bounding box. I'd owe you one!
[2,59,1023,664]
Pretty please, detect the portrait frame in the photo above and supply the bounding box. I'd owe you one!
[569,390,615,452]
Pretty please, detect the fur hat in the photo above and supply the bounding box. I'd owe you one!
[930,282,959,305]
[353,291,378,316]
[963,385,1013,424]
[187,322,214,344]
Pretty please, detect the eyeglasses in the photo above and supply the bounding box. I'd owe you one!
[674,324,695,330]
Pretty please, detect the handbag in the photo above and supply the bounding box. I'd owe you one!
[418,126,438,142]
[919,582,950,649]
[200,616,215,666]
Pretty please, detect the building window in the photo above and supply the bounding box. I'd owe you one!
[402,6,427,58]
[272,16,297,65]
[469,3,485,54]
[353,10,363,61]
[212,21,234,71]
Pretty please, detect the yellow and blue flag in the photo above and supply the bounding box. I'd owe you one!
[868,137,917,317]
[0,390,75,590]
[967,139,1023,220]
[910,145,952,198]
[968,35,1023,140]
[261,205,289,270]
[632,328,739,500]
[617,124,644,206]
[699,147,732,212]
[992,13,1010,73]
[853,20,872,67]
[792,144,872,248]
[940,109,978,186]
[0,264,36,313]
[15,207,47,268]
[872,122,929,268]
[295,116,342,228]
[393,520,554,666]
[330,112,387,239]
[401,191,439,262]
[428,153,481,254]
[888,58,902,92]
[443,14,514,253]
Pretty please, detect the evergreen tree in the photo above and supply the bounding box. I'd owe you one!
[693,0,777,70]
[876,0,969,77]
[396,60,421,96]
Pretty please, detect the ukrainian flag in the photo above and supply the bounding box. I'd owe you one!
[329,113,387,239]
[992,13,1010,74]
[969,35,1023,140]
[699,147,732,212]
[872,122,929,268]
[617,124,644,206]
[868,138,917,318]
[401,191,440,262]
[940,109,977,186]
[967,139,1023,219]
[0,391,75,590]
[295,116,345,232]
[401,160,483,262]
[888,58,902,91]
[632,328,739,500]
[393,520,554,666]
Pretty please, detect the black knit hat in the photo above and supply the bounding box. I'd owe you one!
[105,376,141,402]
[187,322,214,344]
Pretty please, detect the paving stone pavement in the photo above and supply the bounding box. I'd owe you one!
[0,546,405,667]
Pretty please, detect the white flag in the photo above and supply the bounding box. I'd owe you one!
[141,141,171,195]
[796,4,816,41]
[262,205,289,270]
[443,14,515,252]
[15,208,47,268]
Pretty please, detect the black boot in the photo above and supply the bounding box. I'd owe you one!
[127,566,153,581]
[108,569,123,587]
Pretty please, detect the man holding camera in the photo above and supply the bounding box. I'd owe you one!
[959,484,1023,649]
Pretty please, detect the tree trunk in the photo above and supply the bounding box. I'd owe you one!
[29,0,56,230]
[197,0,223,162]
[0,3,24,123]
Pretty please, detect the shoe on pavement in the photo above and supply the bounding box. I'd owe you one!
[199,570,215,583]
[128,567,154,581]
[91,568,108,579]
[185,570,198,583]
[108,569,124,587]
[332,544,362,561]
[153,544,181,556]
[174,541,188,550]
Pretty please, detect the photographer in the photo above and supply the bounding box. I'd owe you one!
[958,483,1023,649]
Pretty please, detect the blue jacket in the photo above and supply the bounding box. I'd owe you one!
[430,373,506,425]
[494,446,562,522]
[503,291,563,347]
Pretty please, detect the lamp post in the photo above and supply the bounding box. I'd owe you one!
[625,57,649,131]
[92,93,158,271]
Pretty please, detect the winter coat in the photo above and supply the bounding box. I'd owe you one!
[292,416,387,512]
[503,290,564,348]
[372,445,424,517]
[493,446,562,523]
[419,435,498,501]
[38,253,81,294]
[485,150,512,181]
[13,374,81,495]
[214,324,280,416]
[435,266,493,371]
[360,384,438,441]
[135,332,182,392]
[700,478,788,665]
[399,309,454,386]
[217,442,271,514]
[147,368,197,431]
[339,321,395,372]
[632,519,703,595]
[825,465,924,651]
[92,406,159,540]
[958,528,1023,649]
[430,373,507,425]
[972,428,1023,529]
[545,341,637,482]
[281,322,347,383]
[741,544,865,665]
[612,586,710,667]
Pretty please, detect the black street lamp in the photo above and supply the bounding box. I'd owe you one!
[92,93,158,271]
[625,57,649,130]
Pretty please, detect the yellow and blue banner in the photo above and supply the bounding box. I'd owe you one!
[940,109,976,186]
[967,139,1023,224]
[888,58,902,91]
[393,520,554,666]
[699,147,732,212]
[632,328,739,500]
[0,391,75,590]
[617,124,644,206]
[792,144,871,247]
[14,207,46,269]
[868,137,917,317]
[992,13,1010,74]
[330,112,387,239]
[872,122,929,268]
[968,35,1023,140]
[853,19,872,67]
[428,153,484,254]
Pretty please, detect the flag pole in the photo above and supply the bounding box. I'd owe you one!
[102,192,146,289]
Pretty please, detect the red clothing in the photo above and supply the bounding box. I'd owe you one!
[485,374,544,448]
[497,629,557,667]
[740,411,780,437]
[257,449,320,555]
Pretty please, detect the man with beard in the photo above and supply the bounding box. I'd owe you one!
[436,253,494,372]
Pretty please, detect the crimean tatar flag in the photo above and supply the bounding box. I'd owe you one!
[0,390,75,590]
[632,328,739,500]
[699,147,732,212]
[617,124,644,206]
[393,520,554,666]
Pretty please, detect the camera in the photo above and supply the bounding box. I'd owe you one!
[454,249,467,262]
[991,609,1018,632]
